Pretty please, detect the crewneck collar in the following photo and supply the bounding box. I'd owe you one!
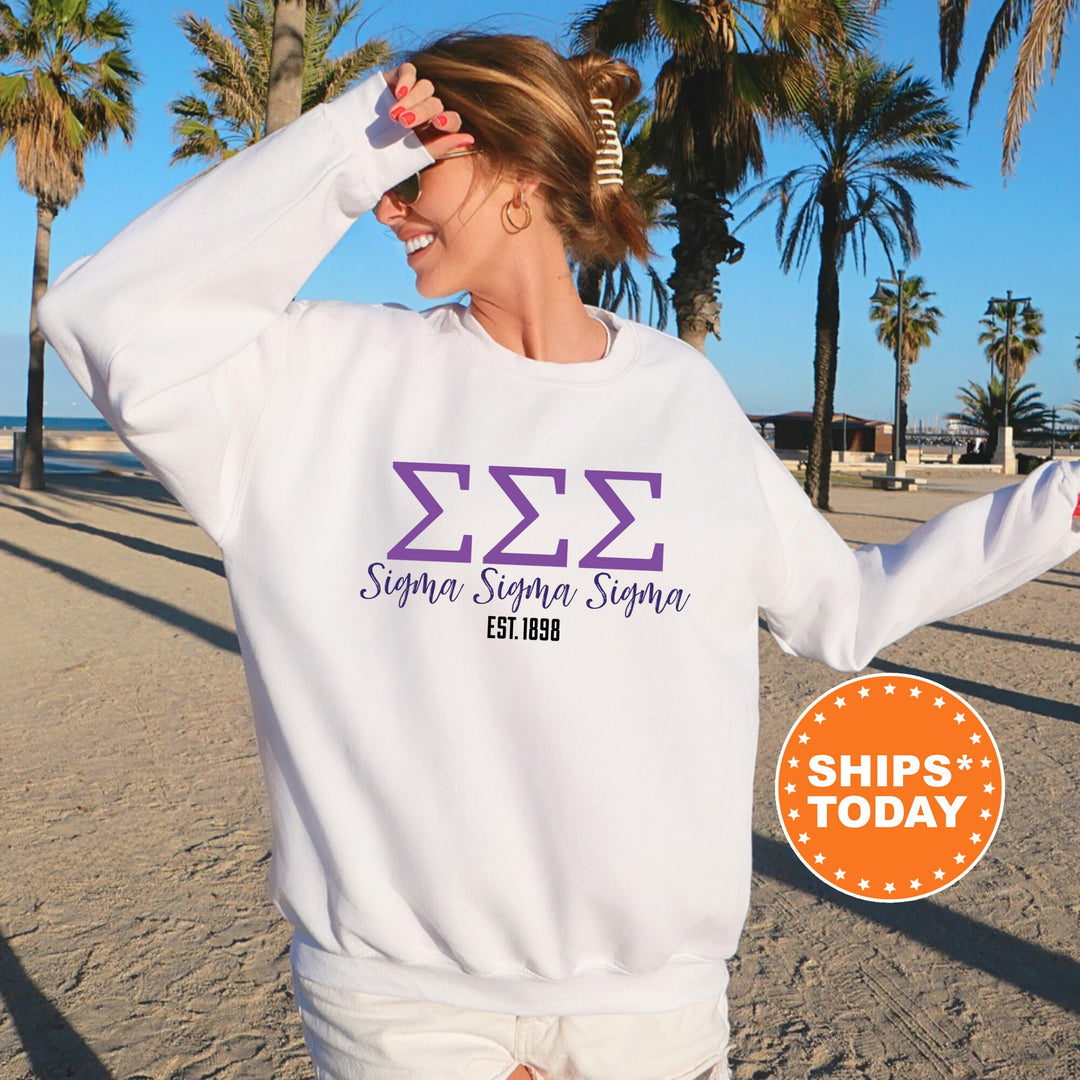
[454,304,638,385]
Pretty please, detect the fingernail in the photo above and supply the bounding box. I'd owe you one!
[400,111,416,126]
[390,105,405,120]
[434,114,448,128]
[397,84,409,99]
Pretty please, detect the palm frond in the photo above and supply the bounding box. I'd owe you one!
[571,0,658,59]
[1000,0,1074,175]
[967,0,1031,121]
[938,0,972,85]
[0,0,139,207]
[169,0,386,165]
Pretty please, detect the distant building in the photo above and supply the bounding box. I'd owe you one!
[747,411,893,455]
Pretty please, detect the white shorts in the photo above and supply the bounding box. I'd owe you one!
[293,973,731,1080]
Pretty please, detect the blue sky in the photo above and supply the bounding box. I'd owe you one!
[1,0,1078,425]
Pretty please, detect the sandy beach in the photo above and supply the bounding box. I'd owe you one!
[1,463,1077,1079]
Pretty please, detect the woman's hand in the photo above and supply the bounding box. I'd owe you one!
[382,63,473,157]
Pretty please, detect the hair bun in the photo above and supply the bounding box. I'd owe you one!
[570,52,641,115]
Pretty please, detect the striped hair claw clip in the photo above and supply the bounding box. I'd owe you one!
[590,97,624,188]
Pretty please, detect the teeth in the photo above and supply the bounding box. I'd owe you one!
[404,234,435,255]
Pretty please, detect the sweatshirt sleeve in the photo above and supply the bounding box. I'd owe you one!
[35,74,434,545]
[753,437,1080,673]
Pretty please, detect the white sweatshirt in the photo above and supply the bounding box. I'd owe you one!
[37,74,1080,1016]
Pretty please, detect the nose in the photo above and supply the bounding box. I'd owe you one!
[375,190,407,226]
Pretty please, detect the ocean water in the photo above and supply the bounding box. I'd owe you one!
[0,415,111,431]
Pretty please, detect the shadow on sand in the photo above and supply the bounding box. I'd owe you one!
[0,932,114,1079]
[752,833,1080,1014]
[0,537,239,654]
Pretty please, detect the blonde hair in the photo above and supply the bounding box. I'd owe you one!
[406,33,652,266]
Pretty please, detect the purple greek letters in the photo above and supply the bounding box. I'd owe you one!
[388,462,664,572]
[484,467,569,567]
[385,462,473,563]
[578,470,663,572]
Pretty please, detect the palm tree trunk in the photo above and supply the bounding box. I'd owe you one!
[806,203,841,511]
[899,355,911,461]
[667,185,742,354]
[20,199,54,491]
[577,264,602,308]
[266,0,306,136]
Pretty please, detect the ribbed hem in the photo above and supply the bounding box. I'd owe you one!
[290,938,730,1017]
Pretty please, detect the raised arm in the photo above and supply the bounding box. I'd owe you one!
[752,432,1080,672]
[35,71,449,544]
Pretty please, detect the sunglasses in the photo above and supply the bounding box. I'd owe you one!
[385,146,483,206]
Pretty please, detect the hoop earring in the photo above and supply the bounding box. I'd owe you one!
[502,195,533,234]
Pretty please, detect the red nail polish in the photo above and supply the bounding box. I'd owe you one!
[1073,494,1080,518]
[400,111,416,126]
[397,84,409,99]
[434,115,448,127]
[390,105,405,120]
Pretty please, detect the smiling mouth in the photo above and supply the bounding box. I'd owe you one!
[404,234,436,256]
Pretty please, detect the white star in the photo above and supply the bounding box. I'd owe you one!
[814,852,826,865]
[910,686,922,698]
[969,832,981,844]
[858,686,870,698]
[969,732,982,744]
[813,712,826,725]
[934,697,945,709]
[910,878,922,890]
[954,711,967,725]
[983,782,995,794]
[979,808,991,820]
[884,882,895,893]
[834,868,846,881]
[858,879,870,890]
[981,757,992,768]
[798,833,809,844]
[956,754,972,770]
[954,852,966,864]
[934,868,945,880]
[785,782,796,794]
[884,684,896,695]
[788,808,800,820]
[834,696,846,709]
[798,732,810,745]
[787,756,800,768]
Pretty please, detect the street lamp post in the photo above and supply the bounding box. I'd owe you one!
[871,269,905,477]
[985,289,1032,475]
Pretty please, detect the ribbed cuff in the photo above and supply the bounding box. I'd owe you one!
[321,74,436,208]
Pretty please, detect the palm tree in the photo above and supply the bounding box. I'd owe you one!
[938,0,1078,176]
[171,0,389,163]
[742,54,964,510]
[948,378,1048,459]
[868,274,942,460]
[573,0,860,353]
[977,298,1044,385]
[1072,330,1080,376]
[0,0,139,491]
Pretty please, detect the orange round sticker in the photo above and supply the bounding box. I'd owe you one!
[775,673,1004,902]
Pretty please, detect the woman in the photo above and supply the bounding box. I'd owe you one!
[36,32,1080,1080]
